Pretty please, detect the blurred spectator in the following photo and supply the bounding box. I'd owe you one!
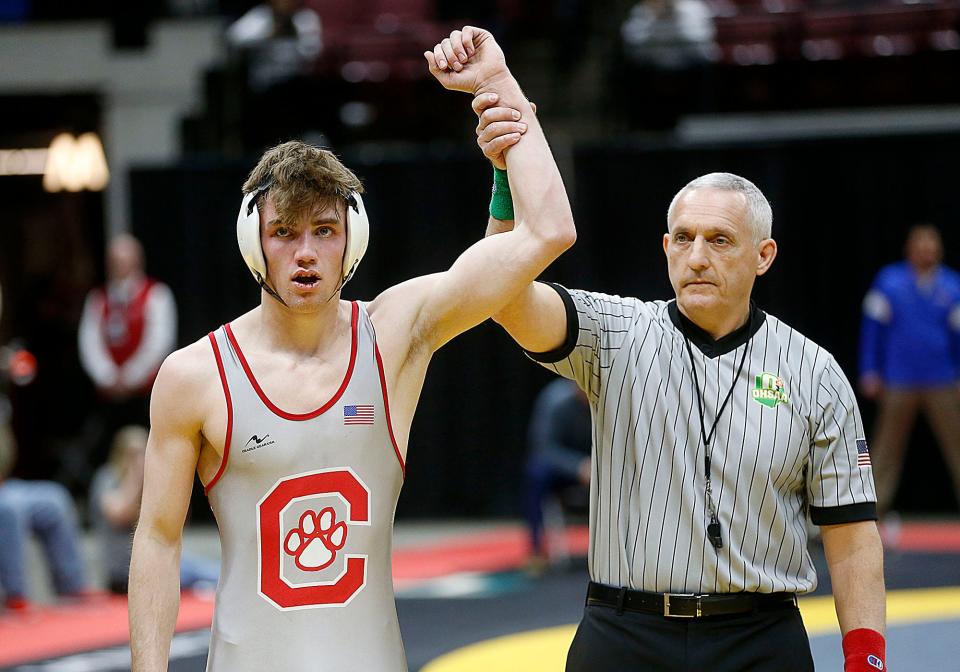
[90,426,217,594]
[614,0,717,129]
[621,0,716,71]
[226,0,322,92]
[524,378,591,567]
[859,224,960,515]
[0,282,9,476]
[78,234,176,470]
[0,429,89,611]
[0,343,36,477]
[1,283,87,611]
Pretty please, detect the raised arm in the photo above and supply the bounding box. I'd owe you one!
[471,91,571,354]
[128,346,206,671]
[370,27,574,352]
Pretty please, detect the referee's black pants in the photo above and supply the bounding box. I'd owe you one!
[566,600,815,672]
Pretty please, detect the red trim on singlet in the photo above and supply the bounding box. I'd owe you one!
[374,343,406,477]
[204,331,233,495]
[223,302,359,421]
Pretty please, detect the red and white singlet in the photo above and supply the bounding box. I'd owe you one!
[204,302,406,672]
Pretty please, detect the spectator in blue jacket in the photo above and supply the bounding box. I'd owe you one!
[859,224,960,514]
[524,378,592,566]
[1,285,89,611]
[0,430,89,610]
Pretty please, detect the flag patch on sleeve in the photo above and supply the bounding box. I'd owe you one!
[856,438,871,467]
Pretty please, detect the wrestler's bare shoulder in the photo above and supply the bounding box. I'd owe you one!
[152,334,222,420]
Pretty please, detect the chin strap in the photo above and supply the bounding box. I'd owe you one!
[255,271,288,307]
[259,271,342,308]
[323,271,349,304]
[321,208,354,304]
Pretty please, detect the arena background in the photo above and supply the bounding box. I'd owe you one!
[1,1,960,670]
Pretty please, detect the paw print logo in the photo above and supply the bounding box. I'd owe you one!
[283,507,347,572]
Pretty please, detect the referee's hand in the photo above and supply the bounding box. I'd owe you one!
[471,93,534,170]
[858,373,883,400]
[577,458,591,486]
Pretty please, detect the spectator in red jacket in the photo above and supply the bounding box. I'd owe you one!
[78,234,176,467]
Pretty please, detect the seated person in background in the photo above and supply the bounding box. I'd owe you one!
[621,0,716,71]
[524,378,591,565]
[226,0,322,92]
[0,431,89,611]
[90,426,218,594]
[616,0,716,128]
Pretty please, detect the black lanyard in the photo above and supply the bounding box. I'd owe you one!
[681,312,752,551]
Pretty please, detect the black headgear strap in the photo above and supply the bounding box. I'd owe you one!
[246,180,288,307]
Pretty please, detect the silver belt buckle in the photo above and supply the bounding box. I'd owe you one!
[663,593,701,618]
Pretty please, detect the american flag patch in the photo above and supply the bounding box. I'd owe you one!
[343,404,374,425]
[856,438,871,467]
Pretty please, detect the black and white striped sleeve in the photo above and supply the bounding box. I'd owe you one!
[807,356,878,525]
[525,284,643,400]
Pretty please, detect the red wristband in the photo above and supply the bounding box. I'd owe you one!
[842,628,886,671]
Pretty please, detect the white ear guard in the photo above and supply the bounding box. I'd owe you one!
[237,185,271,289]
[342,191,369,286]
[236,184,369,300]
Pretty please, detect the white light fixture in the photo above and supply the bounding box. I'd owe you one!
[0,133,109,192]
[43,132,110,192]
[0,149,47,176]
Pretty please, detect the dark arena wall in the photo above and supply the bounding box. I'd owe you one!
[128,131,960,518]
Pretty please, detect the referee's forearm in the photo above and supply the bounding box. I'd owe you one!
[484,215,520,325]
[821,521,886,636]
[486,215,514,237]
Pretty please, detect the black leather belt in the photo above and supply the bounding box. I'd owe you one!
[586,581,797,619]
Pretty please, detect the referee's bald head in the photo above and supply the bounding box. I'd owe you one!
[667,173,773,246]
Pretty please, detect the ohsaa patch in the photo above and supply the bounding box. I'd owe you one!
[752,372,790,408]
[867,655,884,670]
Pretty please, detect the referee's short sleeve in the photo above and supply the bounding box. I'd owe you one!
[525,285,643,400]
[808,356,878,525]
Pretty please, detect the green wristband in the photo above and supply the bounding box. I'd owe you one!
[489,166,514,220]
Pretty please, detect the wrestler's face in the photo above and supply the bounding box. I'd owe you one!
[259,194,346,312]
[663,188,775,329]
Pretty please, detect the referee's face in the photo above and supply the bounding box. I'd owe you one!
[663,188,776,336]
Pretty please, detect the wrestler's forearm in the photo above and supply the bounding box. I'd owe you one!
[473,76,572,251]
[129,530,182,671]
[485,215,514,237]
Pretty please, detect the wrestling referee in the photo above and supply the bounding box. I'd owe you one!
[476,144,886,671]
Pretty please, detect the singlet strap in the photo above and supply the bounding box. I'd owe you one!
[223,302,359,420]
[204,329,233,495]
[359,303,406,477]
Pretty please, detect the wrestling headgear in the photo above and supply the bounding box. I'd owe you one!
[236,181,369,304]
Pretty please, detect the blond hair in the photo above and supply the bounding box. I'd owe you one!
[242,141,363,223]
